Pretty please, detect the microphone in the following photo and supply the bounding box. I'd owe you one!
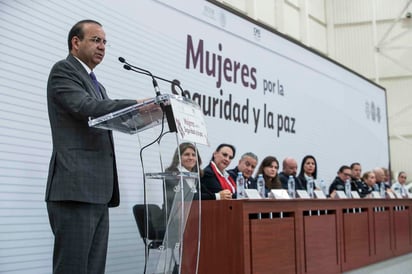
[119,57,161,96]
[118,57,184,96]
[119,57,179,133]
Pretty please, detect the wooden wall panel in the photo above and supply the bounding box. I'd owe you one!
[304,213,340,273]
[393,206,411,255]
[342,210,370,271]
[250,218,296,274]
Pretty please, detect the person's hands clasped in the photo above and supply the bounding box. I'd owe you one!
[219,189,233,200]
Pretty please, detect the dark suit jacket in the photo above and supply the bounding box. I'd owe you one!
[328,176,346,195]
[297,174,309,191]
[228,167,258,189]
[45,54,136,207]
[200,164,225,200]
[352,179,371,198]
[279,172,305,190]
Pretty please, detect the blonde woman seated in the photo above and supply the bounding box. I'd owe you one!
[361,171,376,198]
[164,142,204,215]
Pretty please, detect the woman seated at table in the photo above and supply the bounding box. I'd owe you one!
[159,142,203,262]
[297,155,318,191]
[255,156,281,197]
[201,143,236,200]
[164,142,203,215]
[361,171,376,198]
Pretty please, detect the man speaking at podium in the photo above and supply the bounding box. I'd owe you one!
[45,20,138,274]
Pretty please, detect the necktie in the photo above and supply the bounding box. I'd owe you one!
[89,71,103,99]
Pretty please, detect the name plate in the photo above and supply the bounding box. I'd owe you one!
[371,191,381,198]
[314,190,327,199]
[335,190,348,199]
[351,191,360,199]
[270,189,290,199]
[296,190,310,199]
[244,189,262,199]
[387,191,396,199]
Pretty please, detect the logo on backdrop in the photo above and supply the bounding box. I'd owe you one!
[365,100,382,123]
[253,27,261,41]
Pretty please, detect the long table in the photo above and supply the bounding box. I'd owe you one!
[185,199,412,274]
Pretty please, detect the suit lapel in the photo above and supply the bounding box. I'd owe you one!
[66,55,104,100]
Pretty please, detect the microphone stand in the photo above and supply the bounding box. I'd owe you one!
[118,57,184,97]
[118,57,178,132]
[119,57,185,273]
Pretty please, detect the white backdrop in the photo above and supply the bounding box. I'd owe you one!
[0,0,388,273]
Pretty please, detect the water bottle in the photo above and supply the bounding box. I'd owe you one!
[380,182,386,198]
[319,179,327,196]
[345,179,352,198]
[307,178,314,198]
[236,172,245,199]
[257,174,265,198]
[288,175,295,198]
[400,185,406,198]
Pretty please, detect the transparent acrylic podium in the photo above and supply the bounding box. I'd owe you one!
[89,94,207,274]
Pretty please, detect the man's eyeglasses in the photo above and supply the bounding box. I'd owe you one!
[87,36,107,45]
[343,173,351,177]
[400,176,407,179]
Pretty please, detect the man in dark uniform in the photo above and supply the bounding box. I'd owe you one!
[350,162,369,197]
[329,165,352,198]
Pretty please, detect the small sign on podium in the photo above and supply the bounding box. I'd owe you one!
[169,96,209,145]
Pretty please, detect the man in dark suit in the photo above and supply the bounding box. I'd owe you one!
[279,157,305,190]
[228,152,258,189]
[45,19,138,274]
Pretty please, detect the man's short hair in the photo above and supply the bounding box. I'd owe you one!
[68,19,102,51]
[240,152,258,162]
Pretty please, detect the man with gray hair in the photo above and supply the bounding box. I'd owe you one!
[373,167,391,193]
[228,152,258,189]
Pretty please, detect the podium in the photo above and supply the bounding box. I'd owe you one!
[89,94,208,274]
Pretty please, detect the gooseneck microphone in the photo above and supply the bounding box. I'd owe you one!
[118,57,161,96]
[118,57,184,96]
[119,56,179,133]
